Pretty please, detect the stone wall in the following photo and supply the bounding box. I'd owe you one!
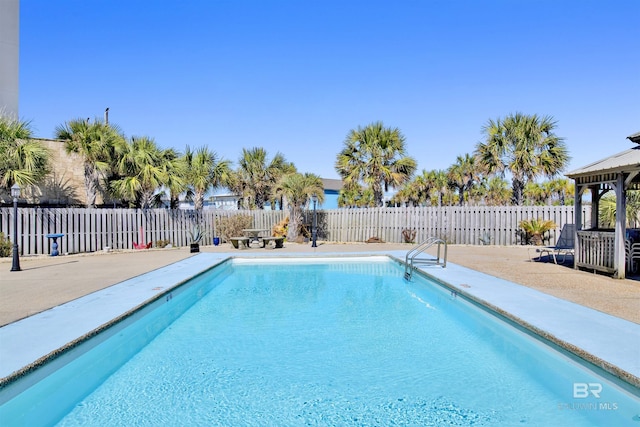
[37,138,89,205]
[15,138,95,206]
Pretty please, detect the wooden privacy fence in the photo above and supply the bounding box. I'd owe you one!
[312,205,589,246]
[0,208,286,256]
[0,205,589,256]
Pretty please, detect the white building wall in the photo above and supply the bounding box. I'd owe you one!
[0,0,20,118]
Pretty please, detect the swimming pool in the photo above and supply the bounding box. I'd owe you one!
[1,256,639,425]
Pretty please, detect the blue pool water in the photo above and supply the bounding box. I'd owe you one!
[1,257,639,426]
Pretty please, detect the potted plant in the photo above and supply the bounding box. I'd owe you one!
[188,224,207,253]
[519,219,557,246]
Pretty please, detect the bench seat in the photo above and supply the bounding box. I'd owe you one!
[261,236,284,249]
[230,237,250,249]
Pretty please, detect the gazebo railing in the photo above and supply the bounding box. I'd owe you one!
[576,230,615,274]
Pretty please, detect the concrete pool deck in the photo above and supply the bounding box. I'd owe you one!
[1,243,639,391]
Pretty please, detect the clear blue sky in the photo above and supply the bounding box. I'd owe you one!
[19,0,640,181]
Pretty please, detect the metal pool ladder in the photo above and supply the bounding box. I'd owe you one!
[404,237,447,280]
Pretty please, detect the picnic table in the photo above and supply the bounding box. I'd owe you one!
[242,228,269,246]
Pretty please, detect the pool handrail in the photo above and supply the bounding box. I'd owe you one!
[404,237,447,280]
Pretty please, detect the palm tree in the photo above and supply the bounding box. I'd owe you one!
[447,154,480,206]
[389,184,413,207]
[161,148,188,209]
[110,136,168,208]
[400,170,438,207]
[429,170,450,207]
[335,121,417,207]
[234,147,295,209]
[475,113,569,206]
[55,118,124,207]
[338,182,375,208]
[547,177,574,206]
[392,180,422,207]
[272,172,324,241]
[395,169,453,207]
[523,181,548,205]
[408,172,431,206]
[599,191,640,229]
[0,115,51,195]
[183,146,231,211]
[483,176,511,206]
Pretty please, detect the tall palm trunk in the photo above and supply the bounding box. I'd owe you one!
[140,189,155,209]
[84,163,99,208]
[287,205,303,242]
[254,193,265,209]
[512,178,525,206]
[194,191,205,211]
[170,194,180,209]
[373,182,384,207]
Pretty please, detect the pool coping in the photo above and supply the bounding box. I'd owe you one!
[0,250,639,394]
[394,253,640,393]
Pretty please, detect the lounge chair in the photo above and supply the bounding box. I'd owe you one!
[532,224,575,264]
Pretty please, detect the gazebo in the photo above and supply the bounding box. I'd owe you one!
[566,131,640,279]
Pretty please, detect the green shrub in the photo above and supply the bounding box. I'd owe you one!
[0,233,12,257]
[519,218,556,246]
[187,224,207,244]
[215,215,253,242]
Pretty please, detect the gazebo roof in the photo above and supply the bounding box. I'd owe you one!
[566,146,640,178]
[566,132,640,187]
